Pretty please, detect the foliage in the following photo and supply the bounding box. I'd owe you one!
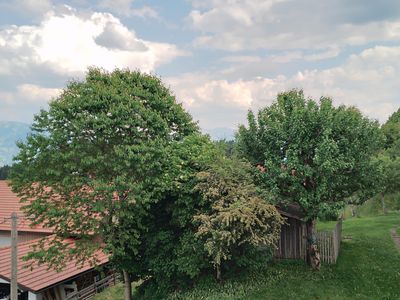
[0,165,11,180]
[374,153,400,195]
[236,90,383,220]
[346,194,400,218]
[369,107,400,214]
[194,158,284,279]
[382,108,400,150]
[96,213,400,300]
[379,108,400,191]
[133,139,282,296]
[10,67,285,297]
[10,68,198,276]
[132,135,218,295]
[214,139,235,157]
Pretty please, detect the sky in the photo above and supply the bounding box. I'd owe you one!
[1,0,400,132]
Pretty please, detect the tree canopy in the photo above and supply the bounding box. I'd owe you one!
[11,68,284,298]
[236,90,383,268]
[374,108,400,212]
[11,68,198,299]
[237,90,382,220]
[382,108,400,151]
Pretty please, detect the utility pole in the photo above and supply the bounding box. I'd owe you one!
[11,212,18,300]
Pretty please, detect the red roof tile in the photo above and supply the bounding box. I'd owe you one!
[0,180,52,233]
[0,235,109,292]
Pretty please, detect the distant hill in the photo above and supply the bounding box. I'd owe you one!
[203,127,236,141]
[0,121,30,166]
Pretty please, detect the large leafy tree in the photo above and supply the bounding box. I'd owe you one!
[382,108,400,151]
[237,90,382,268]
[374,154,400,213]
[375,108,400,212]
[10,68,198,300]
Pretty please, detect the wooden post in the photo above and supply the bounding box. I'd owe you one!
[11,212,18,300]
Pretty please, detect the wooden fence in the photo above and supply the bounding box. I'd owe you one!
[316,219,342,264]
[65,273,120,300]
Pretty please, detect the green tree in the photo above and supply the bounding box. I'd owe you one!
[375,108,400,213]
[10,68,198,300]
[382,108,400,150]
[374,154,400,213]
[214,139,236,157]
[237,90,382,268]
[0,165,11,179]
[131,134,219,296]
[130,136,283,296]
[194,157,283,280]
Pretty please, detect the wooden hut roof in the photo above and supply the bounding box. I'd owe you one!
[276,203,305,220]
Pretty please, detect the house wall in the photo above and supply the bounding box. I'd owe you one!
[0,230,49,248]
[274,217,307,260]
[28,292,43,300]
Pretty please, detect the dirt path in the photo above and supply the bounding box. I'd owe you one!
[390,228,400,250]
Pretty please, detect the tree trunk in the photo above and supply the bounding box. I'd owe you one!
[216,263,221,281]
[306,218,321,271]
[381,192,387,214]
[123,270,132,300]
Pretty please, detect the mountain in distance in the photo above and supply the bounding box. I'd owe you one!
[0,121,31,166]
[203,127,236,141]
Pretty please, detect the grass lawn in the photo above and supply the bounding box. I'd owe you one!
[94,283,125,300]
[95,213,400,300]
[316,220,338,231]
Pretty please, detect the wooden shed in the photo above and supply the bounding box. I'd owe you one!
[274,203,307,260]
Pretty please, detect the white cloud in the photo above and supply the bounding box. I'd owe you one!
[0,0,53,19]
[0,84,61,122]
[0,7,184,76]
[98,0,158,18]
[304,47,341,61]
[188,0,400,52]
[221,55,262,63]
[17,84,61,103]
[0,5,185,123]
[167,45,400,129]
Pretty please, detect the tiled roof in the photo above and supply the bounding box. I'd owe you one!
[0,235,109,292]
[0,180,52,233]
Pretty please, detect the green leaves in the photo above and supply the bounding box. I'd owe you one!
[237,89,383,220]
[382,108,400,149]
[194,157,284,279]
[11,67,198,273]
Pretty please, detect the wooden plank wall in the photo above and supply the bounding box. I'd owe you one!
[275,218,342,264]
[275,218,306,260]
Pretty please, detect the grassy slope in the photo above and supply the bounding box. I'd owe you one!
[95,213,400,300]
[316,220,338,231]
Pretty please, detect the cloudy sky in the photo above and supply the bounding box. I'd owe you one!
[1,0,400,132]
